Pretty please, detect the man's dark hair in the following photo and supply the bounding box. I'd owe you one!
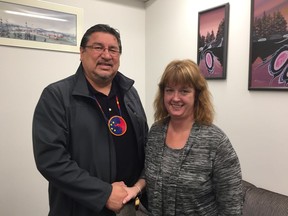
[80,24,122,54]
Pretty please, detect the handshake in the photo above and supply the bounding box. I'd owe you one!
[106,181,143,213]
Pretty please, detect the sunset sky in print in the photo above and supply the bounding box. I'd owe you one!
[199,0,288,38]
[199,6,225,37]
[254,0,288,22]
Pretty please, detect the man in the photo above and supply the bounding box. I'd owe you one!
[32,24,148,216]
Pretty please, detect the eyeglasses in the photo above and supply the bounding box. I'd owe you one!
[84,44,120,57]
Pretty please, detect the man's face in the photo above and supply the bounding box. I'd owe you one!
[80,32,120,87]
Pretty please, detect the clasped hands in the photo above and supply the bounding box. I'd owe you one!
[106,181,139,213]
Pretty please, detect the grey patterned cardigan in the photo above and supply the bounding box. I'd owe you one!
[144,119,243,216]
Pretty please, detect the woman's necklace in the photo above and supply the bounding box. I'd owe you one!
[94,95,127,136]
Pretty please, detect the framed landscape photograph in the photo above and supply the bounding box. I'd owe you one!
[248,0,288,90]
[197,3,230,79]
[0,0,83,53]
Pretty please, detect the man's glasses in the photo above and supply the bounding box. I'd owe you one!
[84,44,120,57]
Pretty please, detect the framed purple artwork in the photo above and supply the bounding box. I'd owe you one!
[249,0,288,90]
[197,3,230,79]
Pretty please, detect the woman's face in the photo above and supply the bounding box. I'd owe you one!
[164,84,195,120]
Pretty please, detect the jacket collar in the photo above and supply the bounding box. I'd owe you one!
[72,63,135,97]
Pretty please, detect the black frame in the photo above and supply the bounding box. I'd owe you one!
[248,0,288,90]
[197,3,230,79]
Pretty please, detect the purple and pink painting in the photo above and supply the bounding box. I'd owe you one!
[249,0,288,90]
[198,4,229,79]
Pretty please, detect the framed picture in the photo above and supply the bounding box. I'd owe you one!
[249,0,288,90]
[197,3,230,79]
[0,0,83,53]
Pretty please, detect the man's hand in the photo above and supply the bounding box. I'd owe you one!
[106,181,128,213]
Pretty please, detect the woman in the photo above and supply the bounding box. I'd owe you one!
[144,59,243,215]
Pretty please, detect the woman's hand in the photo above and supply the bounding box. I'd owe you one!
[122,185,140,204]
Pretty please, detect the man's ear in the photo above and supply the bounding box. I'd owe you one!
[79,47,85,61]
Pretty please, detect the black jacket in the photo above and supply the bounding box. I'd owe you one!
[32,64,148,216]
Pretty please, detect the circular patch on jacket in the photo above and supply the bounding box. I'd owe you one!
[108,115,127,136]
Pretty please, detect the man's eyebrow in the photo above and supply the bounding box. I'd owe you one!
[90,42,118,48]
[90,42,102,45]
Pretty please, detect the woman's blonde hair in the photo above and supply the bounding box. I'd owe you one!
[153,59,214,125]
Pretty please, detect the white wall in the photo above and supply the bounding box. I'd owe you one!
[1,0,288,215]
[0,0,145,215]
[146,0,288,196]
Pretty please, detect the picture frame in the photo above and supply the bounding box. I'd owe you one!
[197,3,230,79]
[248,0,288,90]
[0,0,83,53]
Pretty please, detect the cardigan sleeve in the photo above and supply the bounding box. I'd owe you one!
[212,134,243,215]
